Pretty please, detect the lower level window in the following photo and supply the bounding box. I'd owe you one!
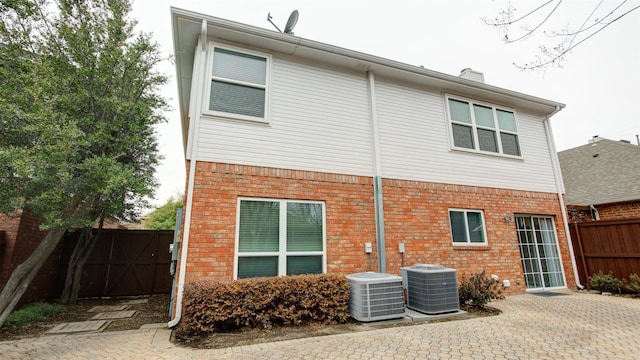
[236,198,326,279]
[449,209,487,244]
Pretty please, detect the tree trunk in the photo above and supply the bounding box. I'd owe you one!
[60,225,102,304]
[0,226,67,327]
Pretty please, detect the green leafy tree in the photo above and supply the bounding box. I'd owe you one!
[146,195,184,230]
[0,0,168,324]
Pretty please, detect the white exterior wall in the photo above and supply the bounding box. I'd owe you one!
[374,78,558,193]
[195,54,374,176]
[192,48,558,193]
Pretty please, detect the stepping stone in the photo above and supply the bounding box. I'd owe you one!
[88,304,129,312]
[47,320,110,334]
[90,310,137,320]
[120,299,148,305]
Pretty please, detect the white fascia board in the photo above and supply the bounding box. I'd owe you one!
[171,7,566,150]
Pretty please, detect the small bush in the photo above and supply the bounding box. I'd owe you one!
[458,270,504,307]
[589,271,625,293]
[628,273,640,293]
[181,274,350,336]
[3,302,61,328]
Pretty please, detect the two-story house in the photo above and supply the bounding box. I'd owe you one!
[169,7,579,325]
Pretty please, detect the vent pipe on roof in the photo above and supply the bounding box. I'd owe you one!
[588,135,603,144]
[458,68,485,83]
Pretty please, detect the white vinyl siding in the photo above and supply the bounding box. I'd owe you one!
[191,49,558,193]
[375,78,558,193]
[196,55,373,176]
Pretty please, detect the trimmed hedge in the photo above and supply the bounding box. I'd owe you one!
[182,274,350,335]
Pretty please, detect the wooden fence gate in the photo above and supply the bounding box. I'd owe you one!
[570,218,640,287]
[58,229,173,298]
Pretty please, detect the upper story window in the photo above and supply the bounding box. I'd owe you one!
[206,46,270,121]
[446,95,521,157]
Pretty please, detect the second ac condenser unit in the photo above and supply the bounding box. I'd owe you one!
[346,272,405,322]
[401,264,460,314]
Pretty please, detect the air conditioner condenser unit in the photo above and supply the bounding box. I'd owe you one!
[346,272,405,322]
[401,264,460,315]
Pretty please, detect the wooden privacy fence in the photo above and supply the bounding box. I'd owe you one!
[58,229,174,298]
[570,218,640,287]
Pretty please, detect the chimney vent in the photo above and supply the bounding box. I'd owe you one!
[588,135,602,144]
[458,68,485,83]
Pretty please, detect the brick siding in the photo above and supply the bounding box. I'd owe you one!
[180,161,576,294]
[597,201,640,220]
[0,210,62,304]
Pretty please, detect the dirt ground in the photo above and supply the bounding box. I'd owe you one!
[0,295,502,349]
[0,293,170,341]
[172,304,502,349]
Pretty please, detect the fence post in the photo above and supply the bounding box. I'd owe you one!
[573,222,590,290]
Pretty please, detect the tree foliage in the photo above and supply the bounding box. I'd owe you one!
[483,0,640,70]
[0,0,168,324]
[146,195,184,230]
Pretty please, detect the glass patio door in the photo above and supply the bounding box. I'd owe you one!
[516,216,565,290]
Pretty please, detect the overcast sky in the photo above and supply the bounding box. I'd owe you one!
[130,0,640,207]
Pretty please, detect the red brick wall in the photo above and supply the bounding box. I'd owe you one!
[184,162,377,283]
[568,201,640,222]
[180,161,576,294]
[0,213,21,285]
[383,179,576,295]
[597,201,640,220]
[0,211,63,304]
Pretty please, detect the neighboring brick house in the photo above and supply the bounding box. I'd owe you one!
[558,136,640,222]
[0,210,59,305]
[169,8,580,324]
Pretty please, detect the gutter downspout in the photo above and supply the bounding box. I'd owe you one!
[367,71,386,273]
[168,21,208,328]
[543,107,584,289]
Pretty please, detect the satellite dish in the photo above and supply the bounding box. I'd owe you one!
[267,10,299,35]
[283,10,299,34]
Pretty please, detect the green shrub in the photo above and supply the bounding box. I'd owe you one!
[3,302,61,328]
[458,270,504,307]
[589,271,625,293]
[628,273,640,293]
[181,274,350,335]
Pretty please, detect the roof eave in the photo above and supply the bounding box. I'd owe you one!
[171,7,566,152]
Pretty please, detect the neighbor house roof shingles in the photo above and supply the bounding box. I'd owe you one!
[558,138,640,206]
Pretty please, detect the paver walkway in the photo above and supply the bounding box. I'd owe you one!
[1,291,638,359]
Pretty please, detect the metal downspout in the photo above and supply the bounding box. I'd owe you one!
[367,71,386,273]
[168,21,208,328]
[543,107,584,289]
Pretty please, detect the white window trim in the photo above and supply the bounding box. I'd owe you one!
[444,94,522,159]
[233,197,327,280]
[203,43,272,124]
[448,208,488,246]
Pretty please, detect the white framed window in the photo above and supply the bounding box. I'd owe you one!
[445,95,521,157]
[205,45,270,122]
[449,209,487,245]
[235,198,326,279]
